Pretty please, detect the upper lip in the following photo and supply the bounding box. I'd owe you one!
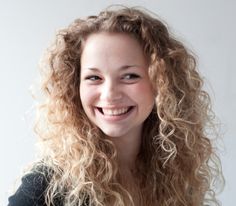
[95,106,134,109]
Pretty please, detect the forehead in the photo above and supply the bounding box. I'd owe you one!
[81,32,147,69]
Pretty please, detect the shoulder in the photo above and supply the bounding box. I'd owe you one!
[8,164,53,206]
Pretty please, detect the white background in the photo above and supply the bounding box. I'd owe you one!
[1,0,235,205]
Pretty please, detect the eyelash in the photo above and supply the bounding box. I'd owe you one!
[85,75,102,81]
[84,73,140,82]
[122,73,140,80]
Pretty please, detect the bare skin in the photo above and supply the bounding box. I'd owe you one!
[80,32,154,205]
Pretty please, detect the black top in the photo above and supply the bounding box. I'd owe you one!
[7,166,63,206]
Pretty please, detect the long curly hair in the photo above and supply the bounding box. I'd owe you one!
[34,6,224,206]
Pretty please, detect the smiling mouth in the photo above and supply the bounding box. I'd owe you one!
[96,106,134,116]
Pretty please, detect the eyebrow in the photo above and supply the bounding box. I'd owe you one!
[84,65,141,71]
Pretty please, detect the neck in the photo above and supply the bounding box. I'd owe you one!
[108,127,142,171]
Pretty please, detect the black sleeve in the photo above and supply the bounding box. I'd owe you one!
[8,168,49,206]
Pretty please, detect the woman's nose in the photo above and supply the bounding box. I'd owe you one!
[100,80,123,102]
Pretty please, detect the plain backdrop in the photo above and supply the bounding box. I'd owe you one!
[1,0,235,205]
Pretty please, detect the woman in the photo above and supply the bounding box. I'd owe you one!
[8,6,224,206]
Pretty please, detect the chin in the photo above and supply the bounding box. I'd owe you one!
[101,128,128,138]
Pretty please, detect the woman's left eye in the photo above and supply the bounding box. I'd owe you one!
[122,73,140,80]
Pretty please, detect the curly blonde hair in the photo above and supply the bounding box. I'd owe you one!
[34,6,224,206]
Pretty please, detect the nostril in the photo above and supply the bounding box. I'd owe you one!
[100,87,123,102]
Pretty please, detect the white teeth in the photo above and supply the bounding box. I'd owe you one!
[102,107,130,116]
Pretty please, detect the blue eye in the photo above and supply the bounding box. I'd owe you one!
[123,73,140,80]
[85,75,101,81]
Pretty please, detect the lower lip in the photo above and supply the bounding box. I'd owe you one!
[95,107,135,122]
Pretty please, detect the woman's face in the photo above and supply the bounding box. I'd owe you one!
[80,32,154,138]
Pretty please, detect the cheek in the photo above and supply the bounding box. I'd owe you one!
[80,85,97,107]
[130,82,154,99]
[131,82,155,111]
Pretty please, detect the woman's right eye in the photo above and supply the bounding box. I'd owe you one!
[85,75,102,81]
